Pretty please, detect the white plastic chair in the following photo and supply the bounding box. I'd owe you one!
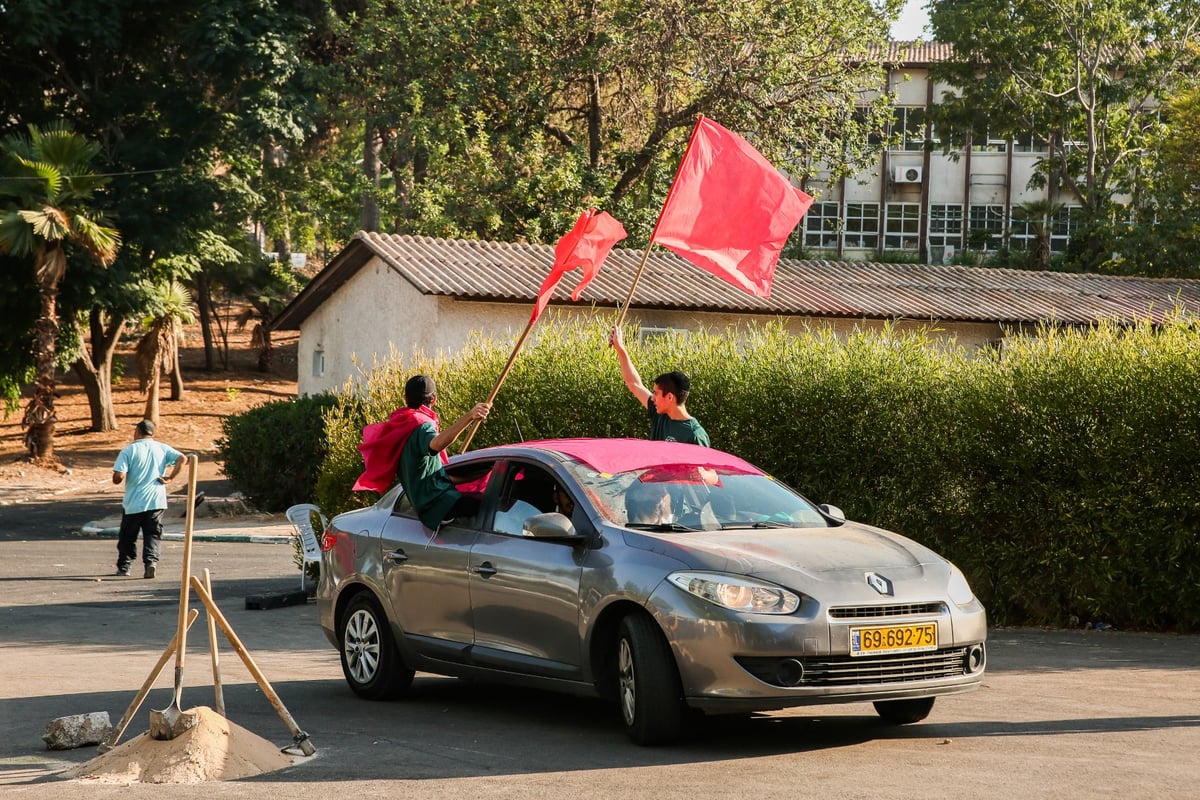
[286,503,328,592]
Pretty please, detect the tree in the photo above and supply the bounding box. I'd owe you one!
[327,0,902,243]
[1108,86,1200,277]
[0,0,318,429]
[136,280,197,425]
[928,0,1200,272]
[0,124,120,462]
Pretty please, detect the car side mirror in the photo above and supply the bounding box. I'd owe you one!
[818,503,846,524]
[522,512,584,541]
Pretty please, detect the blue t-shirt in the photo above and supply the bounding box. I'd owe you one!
[113,439,184,513]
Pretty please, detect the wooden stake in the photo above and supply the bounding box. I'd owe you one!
[189,576,316,756]
[203,568,225,717]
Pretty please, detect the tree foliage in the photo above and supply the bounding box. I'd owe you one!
[326,0,902,243]
[928,0,1200,272]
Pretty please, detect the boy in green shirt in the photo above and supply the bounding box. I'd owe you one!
[608,326,710,447]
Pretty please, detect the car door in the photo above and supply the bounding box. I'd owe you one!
[380,460,496,660]
[468,461,587,678]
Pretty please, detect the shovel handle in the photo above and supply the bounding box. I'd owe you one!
[173,454,199,670]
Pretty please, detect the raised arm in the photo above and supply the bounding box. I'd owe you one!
[608,326,651,406]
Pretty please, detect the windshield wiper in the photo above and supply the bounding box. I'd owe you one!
[720,520,792,529]
[625,522,701,532]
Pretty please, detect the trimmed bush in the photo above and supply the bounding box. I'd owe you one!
[216,393,339,512]
[311,312,1200,632]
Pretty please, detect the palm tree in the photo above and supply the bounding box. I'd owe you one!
[0,124,120,462]
[136,280,197,425]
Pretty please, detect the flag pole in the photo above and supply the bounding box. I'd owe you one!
[612,115,705,332]
[459,316,536,454]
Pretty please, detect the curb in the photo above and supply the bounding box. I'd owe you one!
[81,522,292,545]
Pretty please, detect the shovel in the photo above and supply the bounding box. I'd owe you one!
[149,453,200,740]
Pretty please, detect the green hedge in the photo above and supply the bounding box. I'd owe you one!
[216,393,339,513]
[309,313,1200,632]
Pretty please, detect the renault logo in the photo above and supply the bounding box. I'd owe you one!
[866,572,893,596]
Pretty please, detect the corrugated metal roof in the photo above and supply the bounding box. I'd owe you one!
[271,232,1200,331]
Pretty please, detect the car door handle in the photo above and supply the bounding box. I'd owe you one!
[387,549,409,563]
[472,561,498,578]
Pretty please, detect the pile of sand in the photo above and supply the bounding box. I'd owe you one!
[65,706,298,784]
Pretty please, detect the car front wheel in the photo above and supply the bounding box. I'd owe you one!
[616,613,684,745]
[873,697,935,724]
[340,593,414,700]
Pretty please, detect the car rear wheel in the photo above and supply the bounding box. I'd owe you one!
[873,697,935,724]
[340,593,414,700]
[616,613,684,745]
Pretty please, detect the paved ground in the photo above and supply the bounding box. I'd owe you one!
[2,486,1199,798]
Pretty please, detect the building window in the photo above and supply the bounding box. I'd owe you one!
[967,205,1005,250]
[1050,205,1082,253]
[312,347,325,378]
[843,203,880,249]
[1013,133,1050,153]
[1009,216,1037,251]
[928,204,963,262]
[970,129,1008,153]
[890,107,927,152]
[884,203,921,250]
[804,202,840,249]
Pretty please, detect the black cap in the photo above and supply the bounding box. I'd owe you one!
[134,419,156,436]
[404,375,436,408]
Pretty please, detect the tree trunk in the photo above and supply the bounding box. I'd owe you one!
[362,122,381,232]
[142,371,161,426]
[196,271,216,371]
[257,326,273,373]
[24,267,60,463]
[169,345,184,400]
[73,307,125,431]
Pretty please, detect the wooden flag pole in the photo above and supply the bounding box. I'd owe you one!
[613,116,704,332]
[613,244,656,330]
[458,314,537,453]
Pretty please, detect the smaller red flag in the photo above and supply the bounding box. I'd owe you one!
[651,116,814,298]
[531,209,627,323]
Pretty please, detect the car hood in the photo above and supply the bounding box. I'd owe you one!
[623,521,945,586]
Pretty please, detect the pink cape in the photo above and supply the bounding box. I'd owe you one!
[352,406,447,493]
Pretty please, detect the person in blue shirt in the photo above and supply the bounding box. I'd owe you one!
[112,419,184,578]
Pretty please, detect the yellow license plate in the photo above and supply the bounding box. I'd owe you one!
[850,623,938,657]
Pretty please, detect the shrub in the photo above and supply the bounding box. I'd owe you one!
[216,393,339,512]
[313,312,1200,631]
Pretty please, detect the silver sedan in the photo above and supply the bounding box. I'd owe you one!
[316,438,986,745]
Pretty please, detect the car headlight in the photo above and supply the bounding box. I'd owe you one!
[947,565,975,606]
[667,571,800,614]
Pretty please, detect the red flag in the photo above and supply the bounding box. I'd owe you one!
[651,116,814,298]
[531,209,627,323]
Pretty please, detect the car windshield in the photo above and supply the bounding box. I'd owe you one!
[561,460,830,531]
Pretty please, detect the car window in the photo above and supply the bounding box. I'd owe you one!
[388,460,498,524]
[561,461,828,531]
[491,464,575,537]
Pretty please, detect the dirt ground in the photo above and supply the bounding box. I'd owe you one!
[0,320,299,499]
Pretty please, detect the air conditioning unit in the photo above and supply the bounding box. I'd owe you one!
[892,165,924,183]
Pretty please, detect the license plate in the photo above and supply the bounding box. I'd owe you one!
[849,623,938,657]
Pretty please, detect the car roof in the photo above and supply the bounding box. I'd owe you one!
[469,438,763,476]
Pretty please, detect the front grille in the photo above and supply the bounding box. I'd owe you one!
[737,647,968,688]
[829,602,947,619]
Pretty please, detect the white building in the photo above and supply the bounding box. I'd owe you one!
[270,233,1200,397]
[802,42,1100,264]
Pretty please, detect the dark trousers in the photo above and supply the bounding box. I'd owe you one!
[116,509,165,569]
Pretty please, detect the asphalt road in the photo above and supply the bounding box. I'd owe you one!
[1,530,1199,798]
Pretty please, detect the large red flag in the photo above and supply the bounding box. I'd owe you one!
[651,116,814,298]
[531,209,627,323]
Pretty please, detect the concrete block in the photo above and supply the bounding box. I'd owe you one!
[43,711,112,750]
